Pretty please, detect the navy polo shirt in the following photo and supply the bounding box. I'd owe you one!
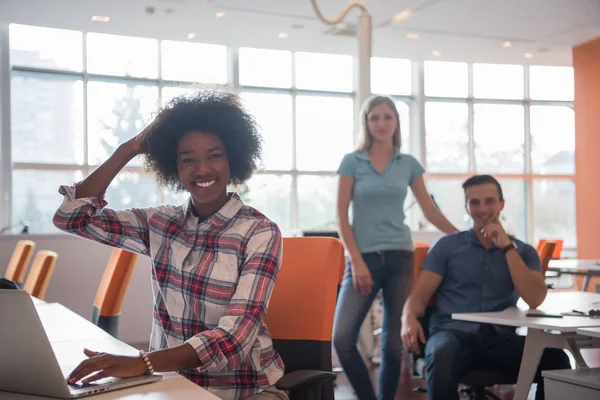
[337,149,425,254]
[422,230,541,335]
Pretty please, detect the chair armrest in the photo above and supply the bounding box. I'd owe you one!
[275,370,336,391]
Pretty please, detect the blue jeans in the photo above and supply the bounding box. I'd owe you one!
[425,328,571,400]
[333,250,413,400]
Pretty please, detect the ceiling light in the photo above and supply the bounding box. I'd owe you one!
[187,32,197,40]
[392,10,412,23]
[432,50,441,56]
[501,41,512,48]
[91,15,111,22]
[406,33,420,39]
[278,32,289,39]
[524,52,534,59]
[215,11,226,18]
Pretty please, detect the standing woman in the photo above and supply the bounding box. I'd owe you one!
[333,95,457,400]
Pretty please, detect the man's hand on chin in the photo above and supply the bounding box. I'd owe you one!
[480,220,511,248]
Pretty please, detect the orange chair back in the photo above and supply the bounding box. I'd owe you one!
[265,237,344,342]
[4,240,35,285]
[264,237,343,399]
[537,239,563,260]
[413,242,430,288]
[93,248,139,317]
[536,239,547,254]
[538,241,556,276]
[23,250,58,300]
[551,240,563,259]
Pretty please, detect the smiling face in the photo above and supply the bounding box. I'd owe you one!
[465,183,505,230]
[366,103,399,146]
[177,131,230,219]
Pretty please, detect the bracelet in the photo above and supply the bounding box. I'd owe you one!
[139,350,155,375]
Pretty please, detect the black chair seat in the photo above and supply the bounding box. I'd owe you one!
[460,370,516,386]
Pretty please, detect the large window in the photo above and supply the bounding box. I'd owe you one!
[239,92,293,171]
[7,25,224,233]
[424,102,469,173]
[5,24,576,250]
[473,104,524,174]
[422,61,575,247]
[295,95,354,171]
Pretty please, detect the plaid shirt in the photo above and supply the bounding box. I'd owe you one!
[53,185,285,400]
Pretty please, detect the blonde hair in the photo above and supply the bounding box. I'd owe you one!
[356,95,401,151]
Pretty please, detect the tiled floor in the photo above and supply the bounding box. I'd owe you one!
[333,348,600,399]
[333,367,524,400]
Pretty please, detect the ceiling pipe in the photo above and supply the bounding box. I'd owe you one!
[310,0,372,107]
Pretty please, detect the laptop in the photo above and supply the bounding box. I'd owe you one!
[0,290,162,398]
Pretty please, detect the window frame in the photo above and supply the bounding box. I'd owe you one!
[1,26,576,253]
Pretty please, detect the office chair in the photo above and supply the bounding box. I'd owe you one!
[265,237,345,400]
[459,371,515,400]
[536,239,563,260]
[411,243,516,399]
[23,250,58,300]
[457,241,555,398]
[538,241,557,277]
[4,240,35,286]
[92,248,139,338]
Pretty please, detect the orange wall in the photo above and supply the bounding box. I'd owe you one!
[573,37,600,291]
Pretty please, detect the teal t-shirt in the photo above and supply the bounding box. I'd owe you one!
[337,149,425,253]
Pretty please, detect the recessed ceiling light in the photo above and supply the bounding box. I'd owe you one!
[432,50,441,56]
[524,52,534,59]
[392,10,412,23]
[91,15,111,22]
[278,32,289,39]
[187,32,197,40]
[216,11,226,18]
[501,41,512,48]
[406,33,420,39]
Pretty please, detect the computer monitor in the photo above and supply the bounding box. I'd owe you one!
[302,230,339,238]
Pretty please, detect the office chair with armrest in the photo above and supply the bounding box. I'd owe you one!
[414,312,517,399]
[4,240,35,286]
[411,242,517,399]
[456,239,552,399]
[92,248,138,338]
[409,243,430,378]
[264,237,345,400]
[23,250,58,300]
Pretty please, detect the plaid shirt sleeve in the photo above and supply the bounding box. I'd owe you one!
[52,184,153,256]
[185,221,283,372]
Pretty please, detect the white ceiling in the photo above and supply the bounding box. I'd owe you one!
[1,0,599,66]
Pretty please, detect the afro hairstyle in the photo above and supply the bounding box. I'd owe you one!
[142,90,262,191]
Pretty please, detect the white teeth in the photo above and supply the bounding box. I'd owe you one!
[196,180,215,188]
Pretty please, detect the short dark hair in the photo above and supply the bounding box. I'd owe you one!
[143,90,262,191]
[462,175,504,202]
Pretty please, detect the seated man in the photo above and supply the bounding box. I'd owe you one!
[401,175,570,400]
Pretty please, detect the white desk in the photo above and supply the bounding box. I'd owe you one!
[0,300,220,400]
[577,327,600,339]
[547,259,600,291]
[452,291,600,400]
[542,368,600,400]
[0,375,218,400]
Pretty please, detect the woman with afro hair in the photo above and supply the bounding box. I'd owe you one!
[53,91,287,400]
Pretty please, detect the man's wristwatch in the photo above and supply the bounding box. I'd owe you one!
[502,241,517,254]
